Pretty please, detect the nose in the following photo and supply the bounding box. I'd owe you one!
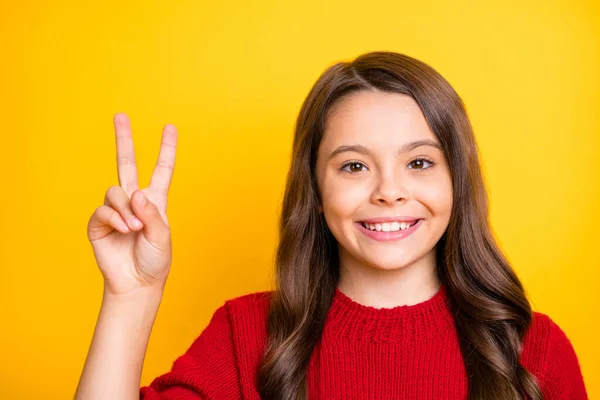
[371,172,409,205]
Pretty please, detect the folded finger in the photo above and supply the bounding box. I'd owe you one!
[104,185,144,231]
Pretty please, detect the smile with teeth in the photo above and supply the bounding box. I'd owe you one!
[360,220,419,232]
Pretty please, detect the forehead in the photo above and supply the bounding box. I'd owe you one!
[322,90,438,150]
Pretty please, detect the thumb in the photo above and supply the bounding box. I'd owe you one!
[131,190,169,245]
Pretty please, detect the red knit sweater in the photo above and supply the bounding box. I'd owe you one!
[139,285,588,399]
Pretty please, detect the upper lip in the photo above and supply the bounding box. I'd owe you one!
[359,216,422,224]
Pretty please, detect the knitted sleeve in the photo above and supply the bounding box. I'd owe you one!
[539,316,588,400]
[139,304,243,399]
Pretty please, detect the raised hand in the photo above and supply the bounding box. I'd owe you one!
[87,113,177,297]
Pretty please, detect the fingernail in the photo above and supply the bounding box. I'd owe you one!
[130,216,143,228]
[137,192,147,206]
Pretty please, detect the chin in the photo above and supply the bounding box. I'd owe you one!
[360,253,419,271]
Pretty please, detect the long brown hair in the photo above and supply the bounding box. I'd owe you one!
[257,51,543,400]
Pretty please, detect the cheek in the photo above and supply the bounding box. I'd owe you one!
[321,176,369,218]
[415,174,453,216]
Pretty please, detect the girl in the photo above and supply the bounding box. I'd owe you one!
[75,51,587,399]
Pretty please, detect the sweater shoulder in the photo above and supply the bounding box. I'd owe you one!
[223,290,275,396]
[522,311,587,399]
[223,290,273,320]
[524,311,572,351]
[522,311,564,364]
[525,311,555,343]
[224,289,274,307]
[140,290,275,398]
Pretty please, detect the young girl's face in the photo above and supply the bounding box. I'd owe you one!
[315,90,453,273]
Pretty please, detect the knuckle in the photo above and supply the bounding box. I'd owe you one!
[92,205,112,223]
[104,186,120,202]
[105,187,133,212]
[117,155,136,167]
[94,204,107,215]
[91,207,101,220]
[156,160,174,170]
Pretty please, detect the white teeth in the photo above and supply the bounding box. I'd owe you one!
[364,221,414,232]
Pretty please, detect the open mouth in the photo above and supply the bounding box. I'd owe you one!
[359,220,421,232]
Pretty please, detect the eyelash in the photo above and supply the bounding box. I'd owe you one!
[339,157,435,174]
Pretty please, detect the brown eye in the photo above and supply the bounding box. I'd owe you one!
[349,163,363,172]
[341,161,367,173]
[408,158,434,170]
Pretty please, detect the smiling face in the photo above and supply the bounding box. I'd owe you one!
[315,89,453,275]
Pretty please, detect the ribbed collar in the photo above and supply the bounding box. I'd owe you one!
[324,284,455,342]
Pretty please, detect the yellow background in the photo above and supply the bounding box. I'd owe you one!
[1,0,597,398]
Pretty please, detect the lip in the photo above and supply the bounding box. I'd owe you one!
[359,216,421,224]
[356,219,423,242]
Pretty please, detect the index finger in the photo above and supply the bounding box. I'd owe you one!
[113,113,139,197]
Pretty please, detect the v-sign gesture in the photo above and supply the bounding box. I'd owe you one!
[87,113,178,297]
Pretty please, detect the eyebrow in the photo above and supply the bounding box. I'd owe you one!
[327,139,442,160]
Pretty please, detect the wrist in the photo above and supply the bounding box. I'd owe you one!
[102,284,164,307]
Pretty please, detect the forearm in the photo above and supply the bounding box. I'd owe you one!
[75,287,163,400]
